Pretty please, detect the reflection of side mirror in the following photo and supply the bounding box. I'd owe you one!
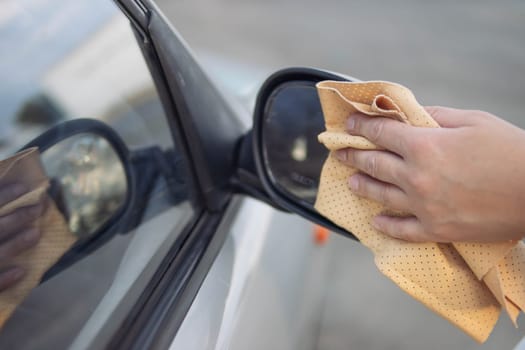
[42,134,127,237]
[21,119,131,240]
[252,68,358,239]
[20,119,132,276]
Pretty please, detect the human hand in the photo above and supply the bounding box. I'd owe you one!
[0,184,44,291]
[335,106,525,243]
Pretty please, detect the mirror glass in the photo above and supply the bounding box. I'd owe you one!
[41,133,127,237]
[262,80,328,206]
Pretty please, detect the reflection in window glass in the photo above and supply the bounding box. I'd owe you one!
[0,0,193,348]
[42,134,127,237]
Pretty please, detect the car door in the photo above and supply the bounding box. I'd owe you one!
[1,0,338,349]
[0,0,241,348]
[110,1,338,349]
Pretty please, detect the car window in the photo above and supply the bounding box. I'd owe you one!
[0,0,195,348]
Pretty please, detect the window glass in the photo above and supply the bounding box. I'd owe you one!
[0,0,194,348]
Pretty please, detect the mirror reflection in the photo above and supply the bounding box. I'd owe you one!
[41,133,127,237]
[262,81,328,205]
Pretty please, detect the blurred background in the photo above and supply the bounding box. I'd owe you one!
[155,1,525,349]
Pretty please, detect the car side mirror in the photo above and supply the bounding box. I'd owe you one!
[252,67,359,240]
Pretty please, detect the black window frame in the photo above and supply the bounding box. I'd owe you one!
[103,0,248,348]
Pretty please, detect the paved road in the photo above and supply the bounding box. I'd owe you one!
[156,1,525,349]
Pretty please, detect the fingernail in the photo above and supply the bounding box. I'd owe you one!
[348,175,359,191]
[371,218,382,231]
[22,229,40,244]
[335,149,347,161]
[346,117,356,131]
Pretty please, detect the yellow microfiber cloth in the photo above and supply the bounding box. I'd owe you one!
[0,148,76,328]
[314,80,525,343]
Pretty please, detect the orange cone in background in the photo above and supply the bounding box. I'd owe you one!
[314,225,330,245]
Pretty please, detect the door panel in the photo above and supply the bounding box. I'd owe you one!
[171,197,335,350]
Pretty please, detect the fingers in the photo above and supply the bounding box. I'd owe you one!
[346,113,415,156]
[371,215,439,242]
[0,204,44,241]
[0,229,37,292]
[349,173,410,212]
[0,185,45,293]
[0,228,41,263]
[0,184,27,207]
[424,106,481,128]
[336,148,406,187]
[0,266,25,292]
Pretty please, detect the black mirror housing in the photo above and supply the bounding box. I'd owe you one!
[252,67,359,240]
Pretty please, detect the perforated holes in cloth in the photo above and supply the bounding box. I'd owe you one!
[314,80,525,343]
[0,148,76,328]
